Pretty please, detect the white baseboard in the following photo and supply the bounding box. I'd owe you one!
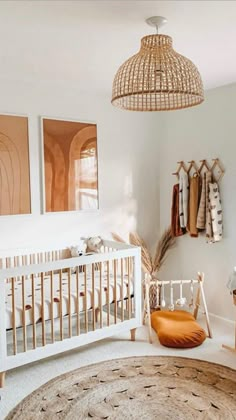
[208,312,235,325]
[154,297,235,325]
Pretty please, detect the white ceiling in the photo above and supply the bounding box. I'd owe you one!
[0,0,236,92]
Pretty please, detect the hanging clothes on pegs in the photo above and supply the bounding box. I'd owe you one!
[208,182,223,242]
[179,172,189,229]
[205,171,213,241]
[171,159,224,241]
[197,172,207,230]
[188,173,200,237]
[171,184,184,237]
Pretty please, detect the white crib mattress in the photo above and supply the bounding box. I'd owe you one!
[5,270,134,330]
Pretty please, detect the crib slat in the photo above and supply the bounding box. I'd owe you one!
[68,268,72,338]
[6,257,11,269]
[50,270,54,343]
[107,260,110,326]
[84,265,88,333]
[59,269,63,341]
[23,255,27,266]
[114,259,117,324]
[22,275,27,352]
[121,258,124,322]
[14,256,18,267]
[31,274,36,349]
[128,257,131,319]
[41,272,46,346]
[11,277,17,355]
[99,262,103,328]
[76,267,80,336]
[92,263,95,331]
[131,258,134,314]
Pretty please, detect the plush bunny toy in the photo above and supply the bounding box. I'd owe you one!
[82,236,103,254]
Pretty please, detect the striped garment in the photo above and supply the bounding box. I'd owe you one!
[196,172,206,229]
[179,173,189,228]
[197,171,212,232]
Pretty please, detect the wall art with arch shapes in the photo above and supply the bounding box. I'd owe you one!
[0,114,31,216]
[42,117,98,212]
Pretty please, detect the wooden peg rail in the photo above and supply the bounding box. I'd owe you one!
[172,158,225,182]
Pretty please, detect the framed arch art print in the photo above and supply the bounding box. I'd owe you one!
[0,114,31,216]
[41,117,99,213]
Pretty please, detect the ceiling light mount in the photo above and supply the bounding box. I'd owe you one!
[111,17,204,111]
[145,16,167,34]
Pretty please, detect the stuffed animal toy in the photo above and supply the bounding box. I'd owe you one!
[81,236,103,254]
[70,243,87,257]
[69,243,87,274]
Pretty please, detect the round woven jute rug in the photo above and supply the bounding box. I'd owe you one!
[7,356,236,419]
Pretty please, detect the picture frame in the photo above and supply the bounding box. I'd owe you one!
[41,116,99,214]
[0,113,31,216]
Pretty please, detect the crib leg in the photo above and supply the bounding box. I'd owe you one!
[130,328,136,341]
[0,372,6,388]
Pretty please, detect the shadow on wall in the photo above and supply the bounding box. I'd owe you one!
[103,197,138,241]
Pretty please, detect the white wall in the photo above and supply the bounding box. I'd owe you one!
[159,83,236,321]
[1,79,235,322]
[0,2,235,322]
[0,80,160,255]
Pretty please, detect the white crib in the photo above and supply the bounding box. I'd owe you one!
[0,239,141,387]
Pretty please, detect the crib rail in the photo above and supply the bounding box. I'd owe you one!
[0,249,70,271]
[0,239,134,270]
[0,241,141,376]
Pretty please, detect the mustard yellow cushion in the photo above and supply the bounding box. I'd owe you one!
[151,310,206,348]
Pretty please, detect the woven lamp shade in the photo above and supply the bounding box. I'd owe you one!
[111,34,204,111]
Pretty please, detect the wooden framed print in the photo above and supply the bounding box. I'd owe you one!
[0,114,31,215]
[42,117,98,212]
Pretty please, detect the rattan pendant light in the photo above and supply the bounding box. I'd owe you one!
[111,16,204,111]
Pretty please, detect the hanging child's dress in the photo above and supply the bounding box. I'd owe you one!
[208,182,223,242]
[171,184,184,237]
[188,173,200,237]
[179,173,189,229]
